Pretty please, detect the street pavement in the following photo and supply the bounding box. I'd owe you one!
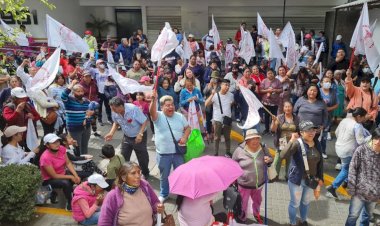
[6,119,379,226]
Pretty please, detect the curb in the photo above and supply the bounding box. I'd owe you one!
[35,206,72,216]
[231,130,349,197]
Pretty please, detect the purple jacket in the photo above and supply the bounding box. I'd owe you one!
[98,179,159,226]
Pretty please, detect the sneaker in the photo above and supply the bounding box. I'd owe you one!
[326,185,338,198]
[327,132,332,141]
[65,202,72,211]
[236,118,241,122]
[254,214,263,224]
[158,196,168,203]
[99,121,104,126]
[342,181,348,189]
[50,191,58,204]
[335,163,342,171]
[322,153,328,159]
[151,134,155,142]
[107,120,113,125]
[93,132,102,137]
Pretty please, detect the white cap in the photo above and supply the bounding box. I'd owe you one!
[11,87,27,98]
[336,35,342,41]
[188,34,194,38]
[4,125,26,138]
[43,133,61,145]
[88,174,109,189]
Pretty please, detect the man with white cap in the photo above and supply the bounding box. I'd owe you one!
[202,30,215,51]
[2,87,40,144]
[1,125,39,165]
[83,58,112,126]
[71,173,108,225]
[330,34,347,60]
[188,34,199,53]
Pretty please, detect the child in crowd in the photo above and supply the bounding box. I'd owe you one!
[101,144,125,188]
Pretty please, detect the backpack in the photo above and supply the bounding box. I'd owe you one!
[223,182,243,221]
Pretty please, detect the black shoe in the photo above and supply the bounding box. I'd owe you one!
[99,121,104,126]
[50,191,58,204]
[65,202,72,211]
[299,221,309,226]
[93,132,102,137]
[326,185,338,198]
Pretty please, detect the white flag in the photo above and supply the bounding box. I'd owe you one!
[188,101,200,130]
[151,22,179,64]
[211,14,221,50]
[0,19,29,46]
[29,47,61,92]
[318,62,323,81]
[237,85,263,130]
[370,19,377,33]
[350,8,365,55]
[46,14,89,54]
[313,43,324,66]
[286,32,297,68]
[279,22,295,48]
[361,3,380,73]
[257,13,269,39]
[182,32,192,60]
[107,50,115,64]
[108,64,153,94]
[239,27,255,64]
[119,53,126,71]
[269,29,285,62]
[225,43,235,68]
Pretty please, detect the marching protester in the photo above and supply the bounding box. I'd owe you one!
[105,97,150,179]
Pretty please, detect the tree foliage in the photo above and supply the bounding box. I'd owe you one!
[0,0,55,47]
[85,14,116,41]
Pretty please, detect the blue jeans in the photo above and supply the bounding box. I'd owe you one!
[288,179,314,225]
[345,195,376,226]
[320,130,328,155]
[332,156,352,189]
[156,153,184,198]
[80,211,100,225]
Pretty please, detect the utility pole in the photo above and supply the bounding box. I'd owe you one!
[282,0,286,27]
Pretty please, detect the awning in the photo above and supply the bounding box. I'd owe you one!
[333,0,380,9]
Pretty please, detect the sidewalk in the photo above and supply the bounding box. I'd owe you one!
[10,121,371,226]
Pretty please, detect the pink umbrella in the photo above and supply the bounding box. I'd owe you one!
[169,155,243,199]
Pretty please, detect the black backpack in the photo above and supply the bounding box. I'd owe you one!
[223,182,243,221]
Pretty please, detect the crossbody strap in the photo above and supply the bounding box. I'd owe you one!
[165,116,177,144]
[297,138,311,176]
[216,92,223,114]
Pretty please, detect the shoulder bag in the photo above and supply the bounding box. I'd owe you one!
[217,92,232,126]
[297,138,319,189]
[165,116,187,155]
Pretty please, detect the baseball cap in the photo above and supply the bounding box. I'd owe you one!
[336,35,342,41]
[4,126,26,138]
[299,120,319,131]
[43,133,61,145]
[188,34,194,38]
[139,75,151,83]
[96,59,104,65]
[245,129,261,140]
[88,174,109,189]
[84,30,92,35]
[11,87,27,98]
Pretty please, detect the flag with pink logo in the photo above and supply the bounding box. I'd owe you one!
[151,22,179,65]
[46,15,89,54]
[239,26,255,64]
[257,13,269,39]
[211,14,221,50]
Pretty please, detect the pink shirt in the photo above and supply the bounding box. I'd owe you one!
[178,193,216,226]
[40,145,67,181]
[133,100,149,115]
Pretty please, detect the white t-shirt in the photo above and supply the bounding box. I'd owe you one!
[211,92,234,122]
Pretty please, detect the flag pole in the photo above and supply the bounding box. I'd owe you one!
[262,104,276,118]
[349,48,355,69]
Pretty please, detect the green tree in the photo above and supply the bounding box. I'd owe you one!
[85,14,116,41]
[0,0,55,47]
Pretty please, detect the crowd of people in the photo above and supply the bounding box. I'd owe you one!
[0,21,379,226]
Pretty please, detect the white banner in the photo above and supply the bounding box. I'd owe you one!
[188,101,200,130]
[279,22,295,48]
[108,64,153,94]
[151,22,179,64]
[370,19,377,33]
[257,13,269,39]
[269,29,285,62]
[313,42,324,66]
[350,8,365,55]
[0,19,29,46]
[211,14,221,50]
[361,3,380,73]
[182,32,192,60]
[286,31,298,69]
[237,85,263,130]
[239,26,255,64]
[29,47,61,92]
[225,43,235,68]
[46,14,89,54]
[107,50,115,64]
[119,52,126,71]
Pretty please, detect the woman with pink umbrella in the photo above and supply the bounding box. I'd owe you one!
[232,129,273,224]
[168,156,244,226]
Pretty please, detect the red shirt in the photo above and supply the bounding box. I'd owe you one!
[251,73,265,87]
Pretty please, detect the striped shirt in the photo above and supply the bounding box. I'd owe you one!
[61,88,90,131]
